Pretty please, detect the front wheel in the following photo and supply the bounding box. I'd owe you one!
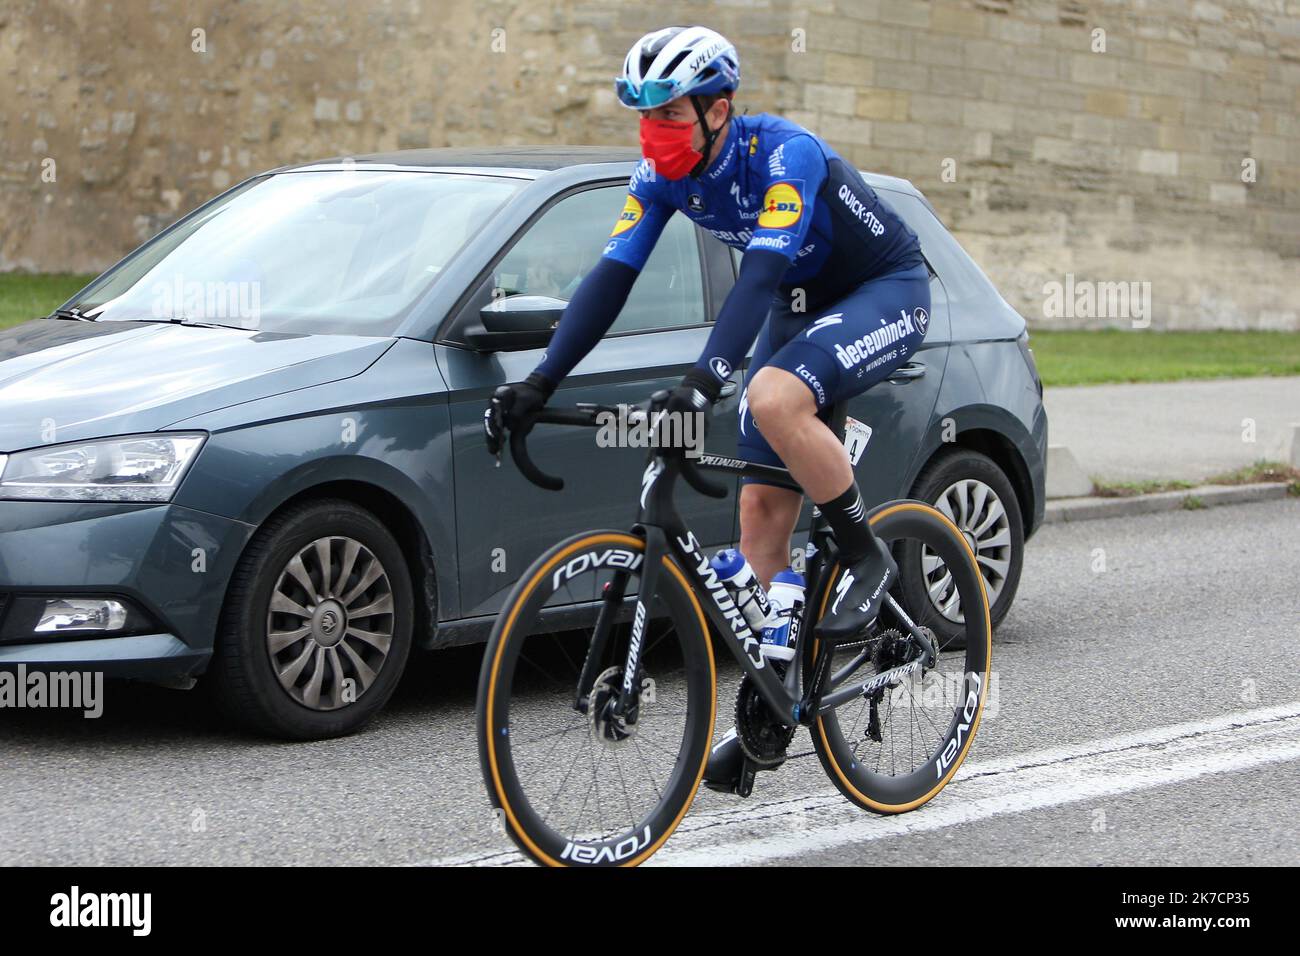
[477,530,716,867]
[807,500,992,813]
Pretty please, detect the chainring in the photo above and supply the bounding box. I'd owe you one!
[735,663,797,768]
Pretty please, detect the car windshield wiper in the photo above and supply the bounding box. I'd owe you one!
[53,307,94,321]
[125,315,251,331]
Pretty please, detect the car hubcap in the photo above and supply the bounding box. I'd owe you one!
[266,536,395,710]
[922,479,1011,624]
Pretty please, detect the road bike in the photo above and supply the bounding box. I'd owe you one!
[476,389,992,866]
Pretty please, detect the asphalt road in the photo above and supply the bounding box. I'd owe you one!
[2,497,1298,867]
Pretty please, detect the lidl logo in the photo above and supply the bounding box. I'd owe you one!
[748,134,759,156]
[757,182,803,229]
[611,195,643,236]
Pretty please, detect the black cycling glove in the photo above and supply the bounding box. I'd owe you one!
[660,367,722,446]
[484,371,556,456]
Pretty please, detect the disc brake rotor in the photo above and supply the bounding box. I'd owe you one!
[588,665,655,748]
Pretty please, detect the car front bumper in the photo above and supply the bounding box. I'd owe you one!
[0,500,255,680]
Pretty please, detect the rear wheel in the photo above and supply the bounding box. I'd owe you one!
[807,501,991,813]
[477,531,716,867]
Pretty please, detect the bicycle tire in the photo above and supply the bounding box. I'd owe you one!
[806,500,992,813]
[476,530,716,867]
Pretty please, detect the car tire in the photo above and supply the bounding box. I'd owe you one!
[210,498,414,740]
[898,448,1024,649]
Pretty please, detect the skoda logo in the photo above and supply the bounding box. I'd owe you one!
[320,611,339,634]
[913,307,929,334]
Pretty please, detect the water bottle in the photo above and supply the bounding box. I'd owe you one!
[709,549,772,634]
[760,568,806,662]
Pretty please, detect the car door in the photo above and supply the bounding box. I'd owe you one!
[438,181,743,619]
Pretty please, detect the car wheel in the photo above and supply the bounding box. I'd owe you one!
[210,498,414,740]
[898,448,1024,649]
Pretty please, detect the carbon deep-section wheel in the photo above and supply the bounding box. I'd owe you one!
[807,500,991,814]
[477,530,716,867]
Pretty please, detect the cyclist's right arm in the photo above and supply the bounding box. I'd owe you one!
[533,162,673,384]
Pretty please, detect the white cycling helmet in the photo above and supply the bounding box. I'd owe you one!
[615,25,740,111]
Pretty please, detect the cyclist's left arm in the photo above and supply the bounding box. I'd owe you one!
[690,134,828,394]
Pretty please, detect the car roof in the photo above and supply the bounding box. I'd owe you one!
[273,145,925,198]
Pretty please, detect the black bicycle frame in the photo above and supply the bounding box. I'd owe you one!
[507,392,935,730]
[601,398,852,728]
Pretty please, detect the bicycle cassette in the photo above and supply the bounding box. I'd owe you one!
[735,665,797,768]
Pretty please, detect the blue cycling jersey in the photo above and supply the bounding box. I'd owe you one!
[605,113,922,306]
[535,113,924,387]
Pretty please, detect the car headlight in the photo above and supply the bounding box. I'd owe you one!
[0,433,207,502]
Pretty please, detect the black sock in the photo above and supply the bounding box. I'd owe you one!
[816,482,875,564]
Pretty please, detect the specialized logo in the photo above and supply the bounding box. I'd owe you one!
[611,195,643,236]
[639,459,664,508]
[687,193,705,213]
[804,313,843,337]
[623,600,647,694]
[698,454,747,469]
[757,182,803,229]
[709,356,732,380]
[830,569,854,615]
[738,386,750,436]
[913,306,929,335]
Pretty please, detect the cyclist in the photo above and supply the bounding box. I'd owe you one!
[484,24,931,789]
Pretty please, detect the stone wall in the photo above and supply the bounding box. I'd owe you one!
[1,0,1297,329]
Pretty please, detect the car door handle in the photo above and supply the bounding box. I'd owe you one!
[886,362,926,384]
[719,381,739,398]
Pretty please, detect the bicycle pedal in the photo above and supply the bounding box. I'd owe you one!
[735,761,757,798]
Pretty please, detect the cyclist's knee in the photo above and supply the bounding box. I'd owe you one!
[747,366,816,431]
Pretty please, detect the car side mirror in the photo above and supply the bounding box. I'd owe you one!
[465,294,565,352]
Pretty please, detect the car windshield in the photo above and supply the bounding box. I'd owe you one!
[66,169,522,336]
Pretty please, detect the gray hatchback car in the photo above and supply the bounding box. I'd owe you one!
[0,147,1046,738]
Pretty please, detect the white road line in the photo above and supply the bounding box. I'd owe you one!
[422,704,1300,867]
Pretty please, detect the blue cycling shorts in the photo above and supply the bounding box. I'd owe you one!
[737,260,931,483]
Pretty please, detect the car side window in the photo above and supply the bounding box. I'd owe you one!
[492,185,706,333]
[878,189,994,306]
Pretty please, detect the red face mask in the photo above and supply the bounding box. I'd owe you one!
[639,117,702,181]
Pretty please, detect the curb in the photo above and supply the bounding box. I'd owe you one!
[1043,481,1292,525]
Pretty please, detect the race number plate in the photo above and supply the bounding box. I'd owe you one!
[843,416,872,466]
